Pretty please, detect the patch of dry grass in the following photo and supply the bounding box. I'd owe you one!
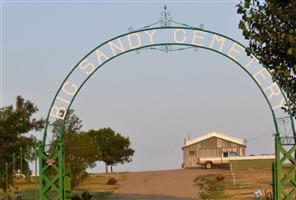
[195,169,273,200]
[224,169,273,199]
[75,172,127,192]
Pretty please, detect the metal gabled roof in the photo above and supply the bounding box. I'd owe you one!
[184,131,246,147]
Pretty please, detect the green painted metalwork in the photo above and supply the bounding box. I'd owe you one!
[39,141,65,200]
[42,26,295,144]
[275,134,281,199]
[39,25,296,200]
[276,135,296,199]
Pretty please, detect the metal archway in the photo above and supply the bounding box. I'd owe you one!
[39,24,296,200]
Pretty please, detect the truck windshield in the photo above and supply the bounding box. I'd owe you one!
[229,152,239,156]
[223,152,239,157]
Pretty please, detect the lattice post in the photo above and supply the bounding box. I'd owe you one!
[39,140,66,200]
[274,134,296,199]
[272,161,277,199]
[274,133,281,199]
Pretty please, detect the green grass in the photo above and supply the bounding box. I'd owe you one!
[194,176,226,199]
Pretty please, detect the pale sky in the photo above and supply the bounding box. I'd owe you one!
[1,0,281,172]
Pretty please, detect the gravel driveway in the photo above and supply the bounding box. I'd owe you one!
[112,169,223,200]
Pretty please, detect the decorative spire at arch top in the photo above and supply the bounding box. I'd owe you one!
[160,5,172,27]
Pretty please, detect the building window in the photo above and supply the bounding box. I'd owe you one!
[189,150,196,155]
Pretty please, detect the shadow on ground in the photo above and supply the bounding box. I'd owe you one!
[89,193,196,200]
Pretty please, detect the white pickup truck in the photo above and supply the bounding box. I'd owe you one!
[197,151,240,169]
[198,151,275,169]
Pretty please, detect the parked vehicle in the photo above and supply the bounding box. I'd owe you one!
[197,151,240,169]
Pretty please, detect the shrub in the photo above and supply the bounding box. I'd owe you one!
[107,177,117,185]
[216,175,225,182]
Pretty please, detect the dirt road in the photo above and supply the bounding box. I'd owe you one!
[114,169,225,199]
[76,168,272,199]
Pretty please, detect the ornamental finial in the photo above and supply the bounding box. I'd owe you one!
[160,5,171,27]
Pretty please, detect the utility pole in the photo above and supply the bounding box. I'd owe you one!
[35,144,38,177]
[187,130,191,141]
[5,162,8,197]
[12,153,15,187]
[20,147,23,174]
[27,145,30,181]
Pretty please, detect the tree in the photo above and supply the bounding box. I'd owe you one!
[51,110,96,187]
[108,133,135,173]
[237,0,296,117]
[0,96,43,195]
[87,128,134,173]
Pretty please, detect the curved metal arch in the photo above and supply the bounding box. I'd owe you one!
[42,26,294,146]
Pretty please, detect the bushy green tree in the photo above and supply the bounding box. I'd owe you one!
[0,96,43,194]
[51,111,134,187]
[87,128,134,173]
[237,0,296,117]
[108,132,135,173]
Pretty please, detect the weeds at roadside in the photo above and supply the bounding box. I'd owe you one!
[194,176,226,199]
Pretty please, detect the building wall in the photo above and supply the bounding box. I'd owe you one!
[183,137,246,168]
